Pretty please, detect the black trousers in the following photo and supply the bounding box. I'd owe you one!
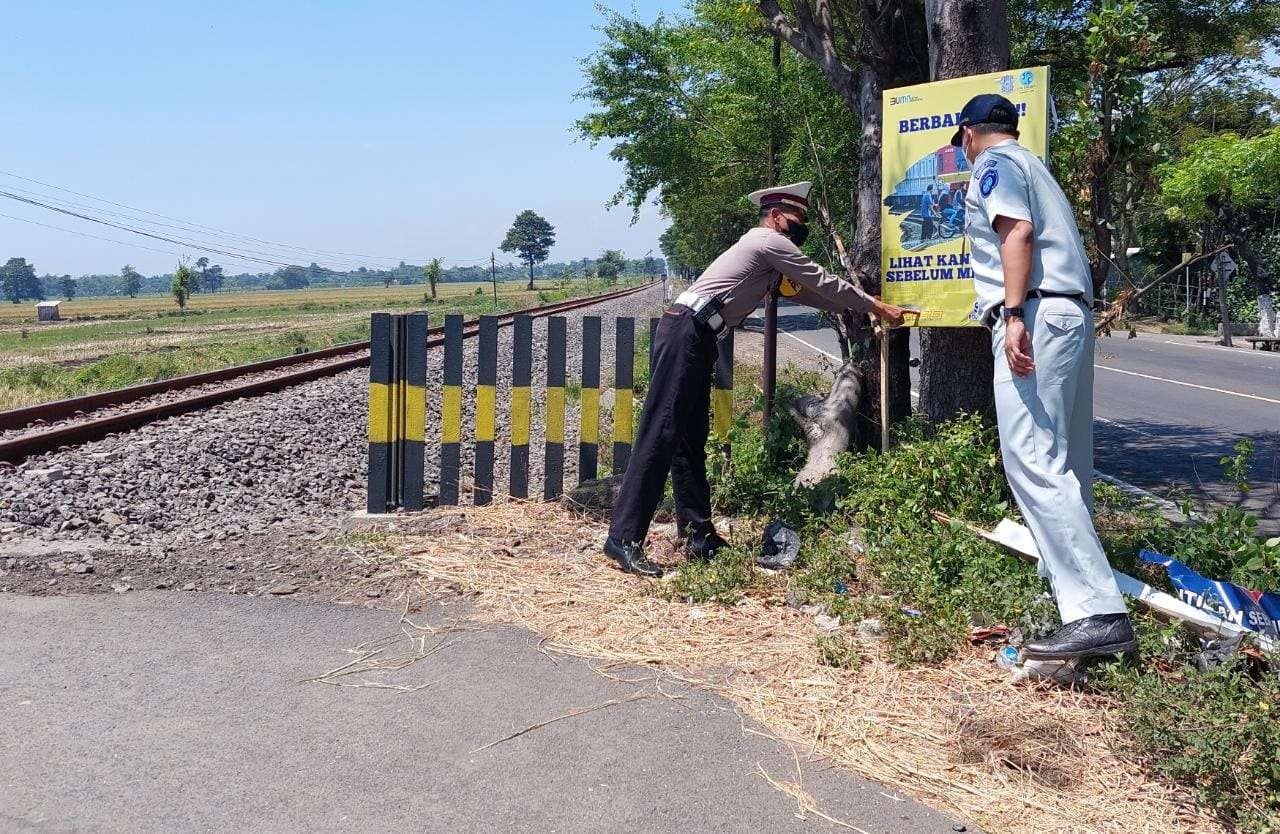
[609,306,718,545]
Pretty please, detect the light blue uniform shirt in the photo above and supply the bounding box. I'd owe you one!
[963,139,1093,321]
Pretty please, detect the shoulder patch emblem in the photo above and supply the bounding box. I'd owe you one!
[978,168,999,198]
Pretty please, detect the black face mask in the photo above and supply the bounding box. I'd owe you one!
[784,218,810,247]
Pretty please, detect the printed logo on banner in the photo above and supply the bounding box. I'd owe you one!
[979,168,999,197]
[1000,75,1014,93]
[1020,70,1034,87]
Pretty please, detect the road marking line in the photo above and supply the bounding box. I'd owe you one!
[1159,339,1279,366]
[1094,364,1280,405]
[1095,416,1157,438]
[781,330,841,362]
[782,330,922,400]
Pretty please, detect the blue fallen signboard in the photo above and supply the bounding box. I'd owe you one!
[1140,549,1280,641]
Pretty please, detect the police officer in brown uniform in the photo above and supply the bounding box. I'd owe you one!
[605,182,907,576]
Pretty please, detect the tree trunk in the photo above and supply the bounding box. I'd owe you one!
[916,0,1007,425]
[1089,85,1115,300]
[754,2,915,484]
[789,361,866,486]
[526,260,535,291]
[853,63,912,439]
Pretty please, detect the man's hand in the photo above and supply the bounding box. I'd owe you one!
[1004,317,1035,376]
[870,298,908,328]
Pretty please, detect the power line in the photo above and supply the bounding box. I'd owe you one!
[0,210,275,272]
[0,170,412,264]
[0,190,308,269]
[0,169,495,268]
[0,183,381,272]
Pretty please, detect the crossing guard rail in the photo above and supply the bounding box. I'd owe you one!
[367,311,736,512]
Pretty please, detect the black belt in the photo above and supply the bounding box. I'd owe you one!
[1026,289,1086,302]
[984,290,1087,327]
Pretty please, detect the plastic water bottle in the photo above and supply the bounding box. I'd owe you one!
[995,646,1020,670]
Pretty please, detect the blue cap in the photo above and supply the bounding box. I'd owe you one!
[950,93,1019,146]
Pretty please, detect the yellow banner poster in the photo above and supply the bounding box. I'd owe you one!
[881,67,1051,327]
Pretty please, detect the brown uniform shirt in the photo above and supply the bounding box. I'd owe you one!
[684,227,875,327]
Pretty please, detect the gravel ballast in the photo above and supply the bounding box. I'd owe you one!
[0,285,666,597]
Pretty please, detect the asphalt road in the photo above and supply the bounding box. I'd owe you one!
[0,592,968,833]
[765,302,1279,531]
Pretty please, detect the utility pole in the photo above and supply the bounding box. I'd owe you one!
[762,33,783,425]
[1211,249,1238,347]
[491,252,498,311]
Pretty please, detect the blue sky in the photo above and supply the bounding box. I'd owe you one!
[5,5,1275,278]
[1,1,683,276]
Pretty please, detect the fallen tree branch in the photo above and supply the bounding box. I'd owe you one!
[1094,244,1233,336]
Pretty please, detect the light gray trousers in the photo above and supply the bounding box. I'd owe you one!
[991,296,1126,623]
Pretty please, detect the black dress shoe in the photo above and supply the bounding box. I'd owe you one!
[603,537,664,577]
[685,531,729,561]
[1022,613,1138,661]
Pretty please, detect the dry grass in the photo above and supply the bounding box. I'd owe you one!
[0,281,523,324]
[385,501,1221,834]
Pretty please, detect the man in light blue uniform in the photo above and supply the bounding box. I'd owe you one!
[955,94,1137,662]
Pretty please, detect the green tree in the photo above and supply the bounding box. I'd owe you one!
[1,257,41,304]
[596,249,626,284]
[499,208,555,290]
[58,275,76,301]
[271,265,310,290]
[192,257,209,294]
[499,209,556,290]
[423,258,442,300]
[171,261,196,311]
[202,263,224,293]
[120,264,143,298]
[1159,127,1280,334]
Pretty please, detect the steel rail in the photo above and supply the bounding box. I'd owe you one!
[0,281,657,463]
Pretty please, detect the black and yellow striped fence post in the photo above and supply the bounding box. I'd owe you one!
[544,317,567,499]
[613,317,634,473]
[367,313,394,513]
[402,312,427,511]
[713,329,734,443]
[509,315,532,499]
[366,311,426,513]
[473,315,498,505]
[439,313,463,506]
[579,316,601,483]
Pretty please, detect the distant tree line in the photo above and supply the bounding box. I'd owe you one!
[1,252,666,302]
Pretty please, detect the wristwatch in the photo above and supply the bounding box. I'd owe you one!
[1001,305,1025,321]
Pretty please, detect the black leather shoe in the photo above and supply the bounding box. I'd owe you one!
[684,530,729,561]
[603,537,664,578]
[1022,613,1138,661]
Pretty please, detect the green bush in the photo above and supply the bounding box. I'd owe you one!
[700,379,1280,827]
[1100,652,1280,833]
[664,546,759,605]
[816,633,863,670]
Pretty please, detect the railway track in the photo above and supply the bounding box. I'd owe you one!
[0,281,657,464]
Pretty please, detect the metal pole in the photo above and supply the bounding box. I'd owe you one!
[1185,265,1190,315]
[491,252,498,311]
[879,328,890,453]
[762,290,778,423]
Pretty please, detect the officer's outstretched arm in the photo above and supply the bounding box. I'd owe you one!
[759,232,874,314]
